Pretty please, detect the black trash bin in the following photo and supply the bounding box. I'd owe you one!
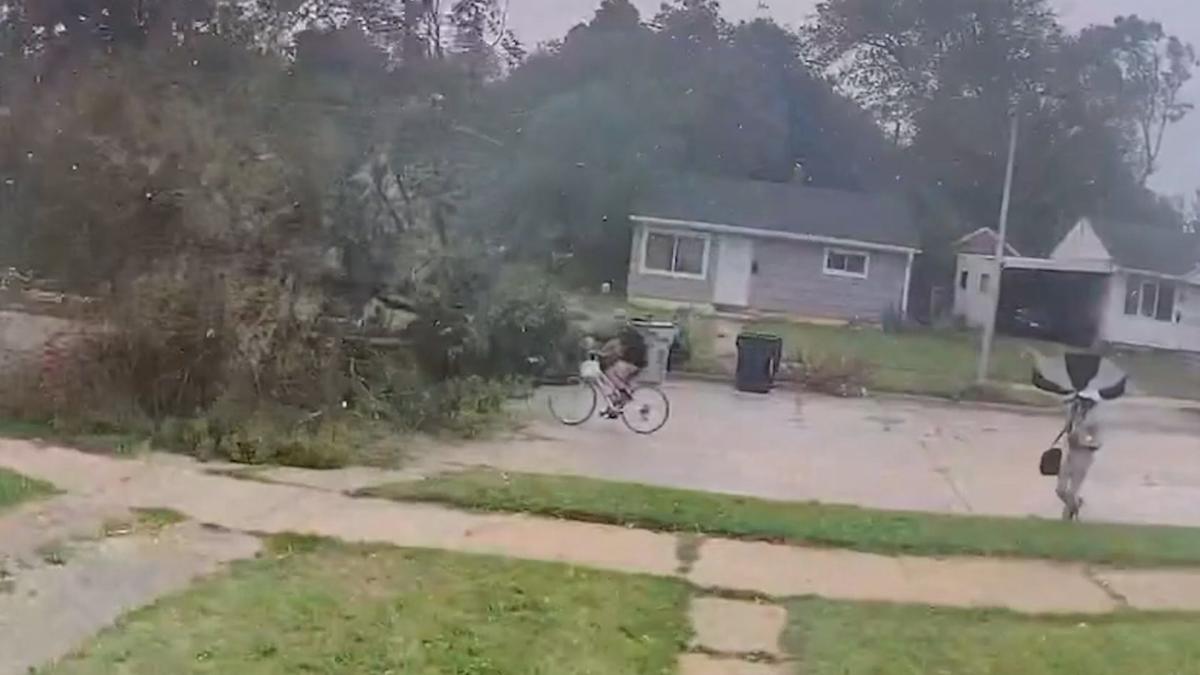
[735,332,783,393]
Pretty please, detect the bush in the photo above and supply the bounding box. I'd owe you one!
[154,407,355,469]
[404,265,577,381]
[3,259,542,467]
[798,352,875,398]
[482,269,574,377]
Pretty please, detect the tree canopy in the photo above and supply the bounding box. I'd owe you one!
[0,0,1194,295]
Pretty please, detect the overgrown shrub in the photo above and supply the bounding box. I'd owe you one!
[798,352,875,398]
[154,408,355,469]
[482,269,574,378]
[2,258,546,467]
[404,264,577,380]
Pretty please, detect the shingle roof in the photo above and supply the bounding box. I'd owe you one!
[633,174,920,250]
[1089,218,1200,277]
[954,227,1021,256]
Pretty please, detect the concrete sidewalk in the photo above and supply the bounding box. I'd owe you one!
[5,439,1200,616]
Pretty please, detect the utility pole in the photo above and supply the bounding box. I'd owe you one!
[976,110,1020,384]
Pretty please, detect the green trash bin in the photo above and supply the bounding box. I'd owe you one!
[735,332,782,393]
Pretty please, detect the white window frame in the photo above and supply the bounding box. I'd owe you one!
[1124,274,1176,323]
[822,247,870,279]
[640,228,711,280]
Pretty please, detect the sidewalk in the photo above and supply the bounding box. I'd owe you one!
[5,439,1200,616]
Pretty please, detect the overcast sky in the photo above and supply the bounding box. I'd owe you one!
[508,0,1200,199]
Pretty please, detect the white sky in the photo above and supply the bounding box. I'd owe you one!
[509,0,1200,199]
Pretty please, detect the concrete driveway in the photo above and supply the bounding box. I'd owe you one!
[414,380,1200,527]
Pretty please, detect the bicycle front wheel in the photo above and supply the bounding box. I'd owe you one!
[547,378,598,426]
[621,385,670,434]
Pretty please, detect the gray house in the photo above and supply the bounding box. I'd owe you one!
[626,175,921,321]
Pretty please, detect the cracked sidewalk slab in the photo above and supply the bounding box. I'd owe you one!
[688,538,1119,615]
[690,597,788,657]
[1092,569,1200,611]
[0,522,261,675]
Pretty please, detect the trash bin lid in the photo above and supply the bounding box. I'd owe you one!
[736,332,783,345]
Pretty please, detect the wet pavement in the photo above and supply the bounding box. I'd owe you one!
[415,380,1200,527]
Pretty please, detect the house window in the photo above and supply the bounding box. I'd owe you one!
[1124,275,1176,322]
[642,230,709,278]
[979,273,992,294]
[959,270,969,290]
[823,248,869,278]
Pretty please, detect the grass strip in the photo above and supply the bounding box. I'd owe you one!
[361,469,1200,567]
[787,598,1200,675]
[0,467,55,512]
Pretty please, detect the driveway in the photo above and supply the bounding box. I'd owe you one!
[413,380,1200,527]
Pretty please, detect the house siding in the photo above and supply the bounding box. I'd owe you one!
[953,254,999,328]
[626,224,718,306]
[749,239,909,320]
[1100,272,1200,352]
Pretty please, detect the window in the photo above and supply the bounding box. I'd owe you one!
[642,230,709,278]
[979,273,991,294]
[959,270,969,290]
[823,248,869,278]
[1124,275,1176,322]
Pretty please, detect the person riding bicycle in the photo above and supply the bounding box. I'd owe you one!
[597,323,647,406]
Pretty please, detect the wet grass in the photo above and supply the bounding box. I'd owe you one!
[0,417,149,455]
[361,469,1200,568]
[44,536,691,675]
[102,507,188,537]
[0,467,56,512]
[745,320,1056,399]
[786,598,1200,675]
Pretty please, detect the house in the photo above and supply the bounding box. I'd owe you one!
[625,175,921,322]
[953,228,1021,327]
[954,217,1200,352]
[1051,218,1200,352]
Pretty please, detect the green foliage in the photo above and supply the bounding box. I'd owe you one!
[367,469,1200,567]
[481,268,577,377]
[808,0,1193,254]
[153,408,356,470]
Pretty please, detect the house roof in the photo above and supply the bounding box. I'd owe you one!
[1088,218,1200,277]
[632,174,920,250]
[954,227,1020,256]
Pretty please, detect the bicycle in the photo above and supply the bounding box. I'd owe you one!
[546,354,670,434]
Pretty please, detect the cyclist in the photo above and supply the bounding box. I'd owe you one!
[595,323,647,416]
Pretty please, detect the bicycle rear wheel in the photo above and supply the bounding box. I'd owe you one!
[547,378,598,426]
[621,385,670,434]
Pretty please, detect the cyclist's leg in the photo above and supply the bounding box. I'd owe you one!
[607,361,638,399]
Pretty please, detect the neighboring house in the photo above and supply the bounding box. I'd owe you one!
[1051,218,1200,352]
[953,217,1200,352]
[953,228,1021,327]
[626,175,921,322]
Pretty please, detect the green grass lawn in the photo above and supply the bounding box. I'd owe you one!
[1111,349,1200,401]
[744,319,1050,396]
[44,536,690,674]
[787,599,1200,675]
[0,467,55,511]
[680,316,1200,402]
[361,470,1200,567]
